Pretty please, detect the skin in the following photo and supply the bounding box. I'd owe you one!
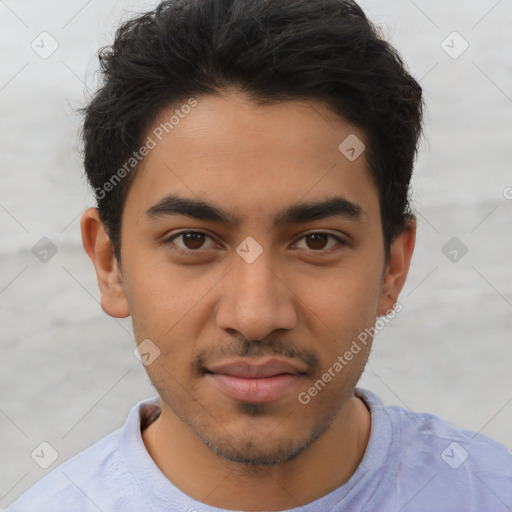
[81,88,415,510]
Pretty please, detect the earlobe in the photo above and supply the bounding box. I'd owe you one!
[377,217,416,316]
[80,207,131,318]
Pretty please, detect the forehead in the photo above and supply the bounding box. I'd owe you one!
[124,90,379,228]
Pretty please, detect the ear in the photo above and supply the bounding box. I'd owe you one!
[80,207,130,318]
[377,217,416,316]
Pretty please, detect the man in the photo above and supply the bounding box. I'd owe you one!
[6,0,511,510]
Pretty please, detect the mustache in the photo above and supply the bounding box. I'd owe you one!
[191,336,321,375]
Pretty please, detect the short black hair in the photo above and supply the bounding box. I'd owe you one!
[80,0,424,265]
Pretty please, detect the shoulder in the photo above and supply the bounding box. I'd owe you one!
[358,388,512,466]
[5,429,135,512]
[3,397,160,512]
[357,388,512,510]
[386,398,512,468]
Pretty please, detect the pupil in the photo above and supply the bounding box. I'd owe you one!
[308,234,327,250]
[184,233,204,249]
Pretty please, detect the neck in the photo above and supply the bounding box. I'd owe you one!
[142,395,371,510]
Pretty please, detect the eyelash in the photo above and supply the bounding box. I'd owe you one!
[162,230,347,256]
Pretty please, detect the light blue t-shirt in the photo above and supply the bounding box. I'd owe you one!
[5,388,512,511]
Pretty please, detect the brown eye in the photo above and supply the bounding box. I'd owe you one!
[164,231,216,252]
[181,232,207,250]
[305,233,329,250]
[295,233,344,252]
[163,230,346,256]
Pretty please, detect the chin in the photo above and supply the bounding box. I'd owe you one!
[195,419,328,467]
[203,437,312,466]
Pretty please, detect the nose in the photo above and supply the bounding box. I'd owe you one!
[216,248,298,342]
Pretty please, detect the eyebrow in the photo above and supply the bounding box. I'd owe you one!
[145,193,365,227]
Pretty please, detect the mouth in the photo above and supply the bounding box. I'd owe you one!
[204,359,308,404]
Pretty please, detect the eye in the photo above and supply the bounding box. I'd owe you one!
[164,231,216,252]
[163,230,346,255]
[293,232,346,253]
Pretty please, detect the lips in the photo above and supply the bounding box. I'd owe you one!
[204,358,307,403]
[207,359,306,378]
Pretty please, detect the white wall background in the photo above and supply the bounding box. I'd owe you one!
[1,0,511,507]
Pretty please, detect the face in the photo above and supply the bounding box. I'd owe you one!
[90,89,409,466]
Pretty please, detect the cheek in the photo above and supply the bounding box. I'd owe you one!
[122,265,214,383]
[121,261,191,340]
[299,262,382,325]
[304,267,382,364]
